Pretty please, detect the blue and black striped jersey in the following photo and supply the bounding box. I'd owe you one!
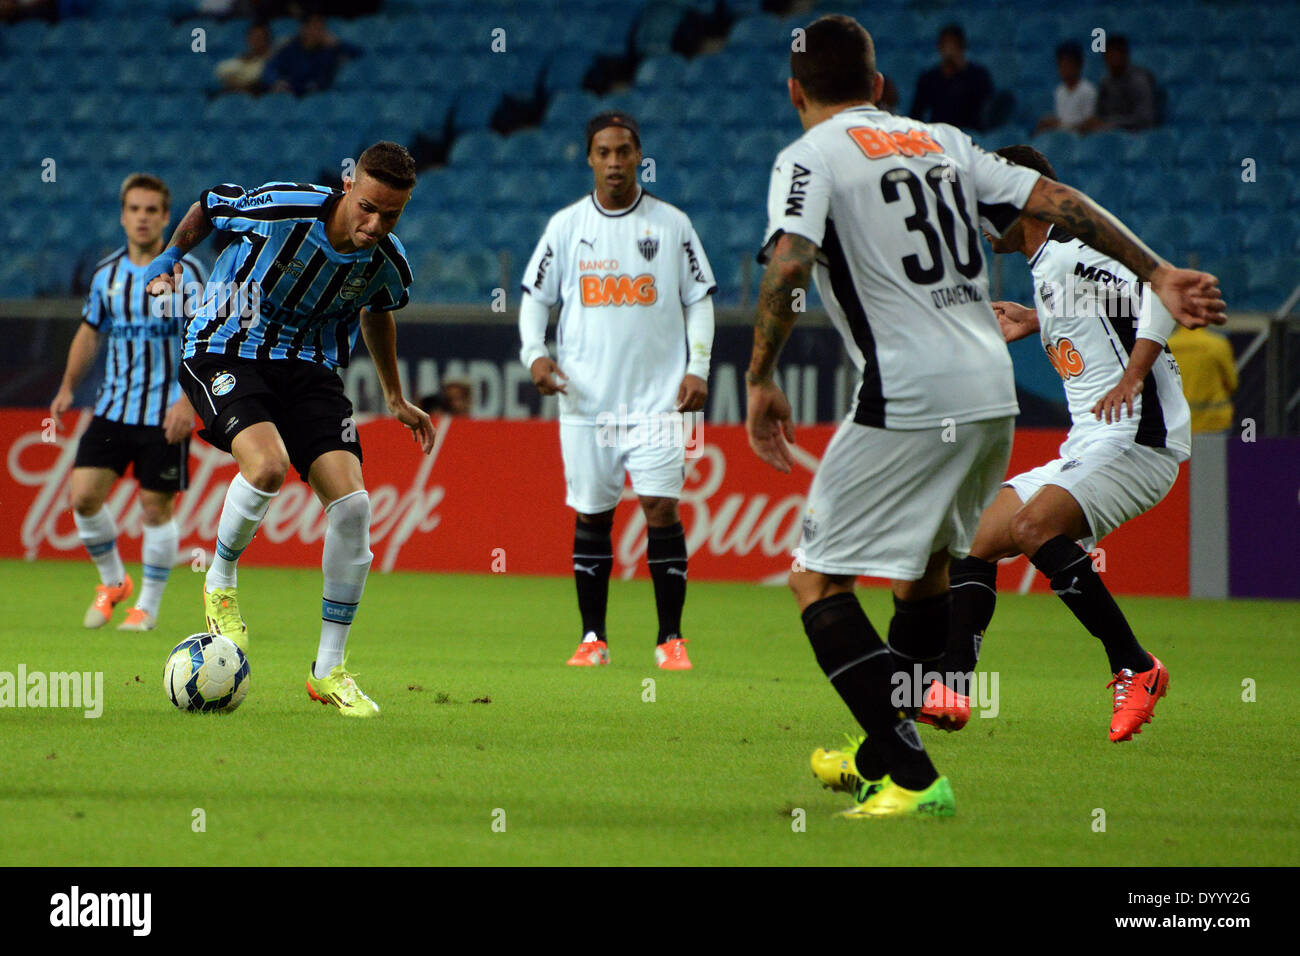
[83,247,207,426]
[184,182,413,369]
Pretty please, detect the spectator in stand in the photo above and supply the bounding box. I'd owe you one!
[1082,35,1158,131]
[0,0,58,22]
[1035,41,1097,133]
[263,12,361,96]
[1167,327,1237,433]
[419,380,473,417]
[910,23,994,132]
[215,21,276,94]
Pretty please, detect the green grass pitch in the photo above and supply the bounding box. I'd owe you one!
[1,557,1295,866]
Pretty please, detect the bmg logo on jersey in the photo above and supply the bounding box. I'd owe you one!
[580,273,658,306]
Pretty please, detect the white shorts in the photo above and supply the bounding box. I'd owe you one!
[560,421,686,513]
[799,417,1015,581]
[1005,439,1181,550]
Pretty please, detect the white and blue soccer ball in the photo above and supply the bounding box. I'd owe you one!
[164,633,250,713]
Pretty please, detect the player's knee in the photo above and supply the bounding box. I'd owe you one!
[788,569,829,610]
[244,457,289,493]
[1009,507,1053,555]
[326,490,371,543]
[71,490,105,517]
[577,510,615,528]
[139,495,174,526]
[640,497,678,526]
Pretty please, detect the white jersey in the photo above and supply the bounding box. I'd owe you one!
[761,105,1041,429]
[521,189,716,425]
[1029,225,1191,460]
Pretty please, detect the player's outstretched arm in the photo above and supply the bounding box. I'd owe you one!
[746,233,817,473]
[145,201,214,294]
[359,307,435,454]
[1020,178,1226,329]
[50,322,102,429]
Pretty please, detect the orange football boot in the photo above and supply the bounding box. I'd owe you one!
[1108,656,1169,742]
[917,679,971,731]
[83,573,133,628]
[654,637,692,670]
[567,639,609,666]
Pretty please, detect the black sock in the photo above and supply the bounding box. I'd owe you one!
[887,592,950,705]
[801,593,938,791]
[647,522,687,644]
[938,555,998,690]
[573,519,613,641]
[1030,535,1153,674]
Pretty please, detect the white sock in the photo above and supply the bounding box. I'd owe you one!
[206,473,277,591]
[75,508,125,586]
[137,520,178,618]
[316,490,372,679]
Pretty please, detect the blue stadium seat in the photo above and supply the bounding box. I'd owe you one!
[1217,48,1261,85]
[1070,131,1127,173]
[728,14,785,51]
[632,3,684,58]
[1075,171,1131,211]
[1031,129,1082,167]
[1166,86,1227,124]
[1241,215,1297,255]
[450,87,502,133]
[1245,256,1300,308]
[543,46,594,93]
[449,130,508,167]
[1121,128,1178,166]
[1224,89,1277,125]
[1176,128,1228,167]
[636,53,688,89]
[543,89,601,127]
[1186,214,1246,259]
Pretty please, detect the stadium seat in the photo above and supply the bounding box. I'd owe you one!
[1032,130,1082,167]
[1241,215,1297,255]
[633,3,686,58]
[450,88,502,134]
[1245,256,1300,308]
[636,53,688,89]
[1186,214,1246,260]
[449,130,508,168]
[1166,86,1228,124]
[1121,128,1178,166]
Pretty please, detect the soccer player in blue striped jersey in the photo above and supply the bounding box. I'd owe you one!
[144,141,435,718]
[50,173,206,632]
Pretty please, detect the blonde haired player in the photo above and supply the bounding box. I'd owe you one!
[50,173,205,632]
[519,112,717,670]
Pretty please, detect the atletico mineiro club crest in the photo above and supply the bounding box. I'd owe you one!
[638,236,659,261]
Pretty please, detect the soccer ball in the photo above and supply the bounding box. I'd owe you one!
[164,633,250,713]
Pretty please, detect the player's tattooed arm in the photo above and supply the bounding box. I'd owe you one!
[1023,178,1226,328]
[747,233,818,385]
[164,202,215,254]
[1022,179,1161,280]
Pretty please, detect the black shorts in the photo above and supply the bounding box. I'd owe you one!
[179,351,362,481]
[73,416,190,492]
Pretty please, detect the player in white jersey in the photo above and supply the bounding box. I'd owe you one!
[519,112,717,670]
[743,16,1224,818]
[930,145,1190,743]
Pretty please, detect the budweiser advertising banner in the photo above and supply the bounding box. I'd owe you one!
[3,410,1188,595]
